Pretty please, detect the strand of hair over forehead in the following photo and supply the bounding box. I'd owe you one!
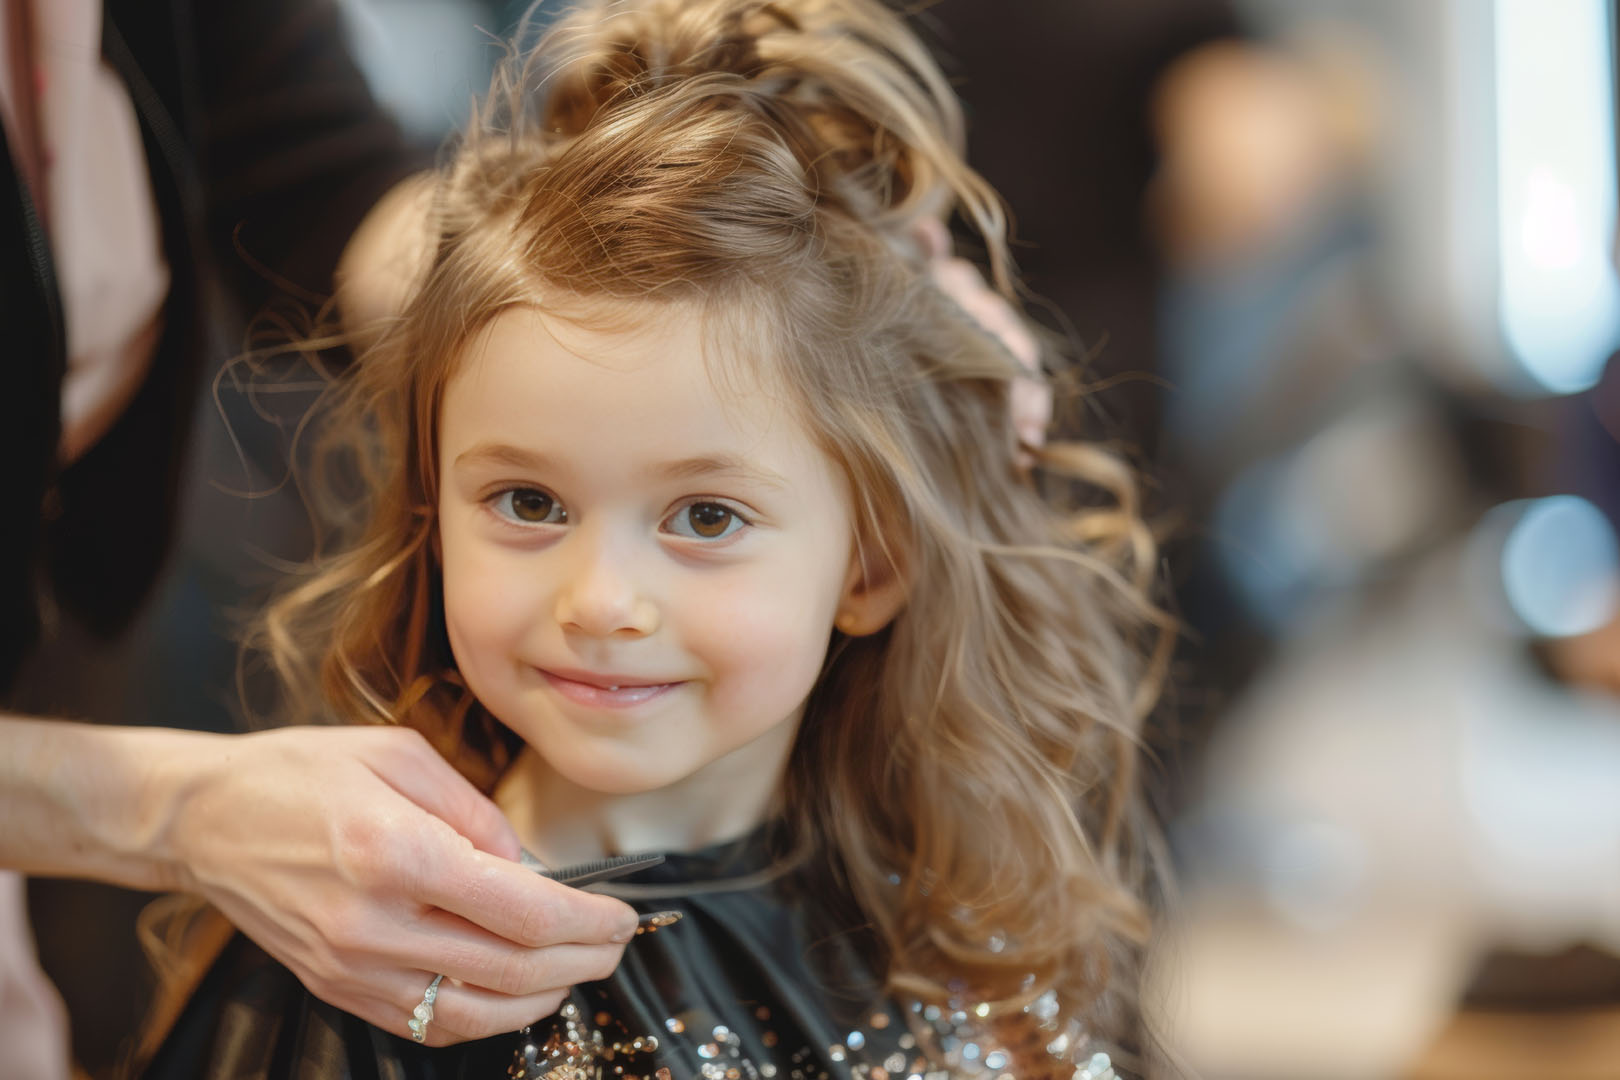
[471,0,1014,290]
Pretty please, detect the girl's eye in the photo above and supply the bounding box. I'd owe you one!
[665,501,747,541]
[493,488,567,525]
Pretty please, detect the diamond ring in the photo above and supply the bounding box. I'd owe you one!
[408,973,444,1043]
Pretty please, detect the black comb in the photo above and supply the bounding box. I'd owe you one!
[520,849,666,887]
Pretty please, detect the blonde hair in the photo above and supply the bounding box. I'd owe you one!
[256,0,1169,1064]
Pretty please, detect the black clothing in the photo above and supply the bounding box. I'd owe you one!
[143,829,1115,1080]
[146,831,910,1079]
[0,0,419,688]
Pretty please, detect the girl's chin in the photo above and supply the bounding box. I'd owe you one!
[527,738,703,797]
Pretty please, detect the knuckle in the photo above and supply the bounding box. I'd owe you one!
[334,811,387,868]
[494,949,540,997]
[336,816,412,891]
[320,901,375,957]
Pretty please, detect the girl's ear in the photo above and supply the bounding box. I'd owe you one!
[835,535,908,637]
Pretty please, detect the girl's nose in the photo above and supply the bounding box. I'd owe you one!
[553,532,660,639]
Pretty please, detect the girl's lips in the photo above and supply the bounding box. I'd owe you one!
[538,669,682,709]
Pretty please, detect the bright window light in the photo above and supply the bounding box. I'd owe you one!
[1495,0,1620,393]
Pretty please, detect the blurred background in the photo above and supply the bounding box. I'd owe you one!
[16,1,1620,1077]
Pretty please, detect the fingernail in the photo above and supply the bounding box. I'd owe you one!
[633,910,683,936]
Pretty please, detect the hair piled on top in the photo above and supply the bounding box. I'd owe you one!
[254,0,1169,1064]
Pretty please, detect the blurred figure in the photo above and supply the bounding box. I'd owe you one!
[921,0,1244,459]
[921,2,1384,801]
[1146,3,1620,1077]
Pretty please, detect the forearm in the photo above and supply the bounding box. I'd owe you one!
[2,718,638,1047]
[0,717,220,891]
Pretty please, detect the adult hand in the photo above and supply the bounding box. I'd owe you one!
[914,217,1053,465]
[162,724,637,1046]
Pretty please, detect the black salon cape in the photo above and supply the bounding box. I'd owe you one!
[140,831,915,1080]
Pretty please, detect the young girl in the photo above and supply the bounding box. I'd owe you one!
[141,0,1164,1075]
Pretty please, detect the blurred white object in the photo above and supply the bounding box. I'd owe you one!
[340,0,493,140]
[1159,543,1620,1077]
[1466,495,1620,639]
[1241,0,1620,397]
[1494,0,1620,393]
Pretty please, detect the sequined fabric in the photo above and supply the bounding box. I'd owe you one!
[140,829,1122,1080]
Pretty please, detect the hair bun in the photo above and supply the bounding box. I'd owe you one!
[495,0,1005,255]
[542,2,790,135]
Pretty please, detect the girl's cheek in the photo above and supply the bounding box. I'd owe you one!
[679,571,839,686]
[442,538,546,647]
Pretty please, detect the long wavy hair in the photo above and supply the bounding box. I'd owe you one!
[253,0,1169,1064]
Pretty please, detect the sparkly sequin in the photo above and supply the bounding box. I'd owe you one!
[503,882,1125,1080]
[510,980,1125,1080]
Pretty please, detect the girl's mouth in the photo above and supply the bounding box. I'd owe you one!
[537,669,683,709]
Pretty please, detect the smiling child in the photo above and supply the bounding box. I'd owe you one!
[140,1,1163,1077]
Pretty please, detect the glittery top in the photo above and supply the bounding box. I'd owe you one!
[142,827,1124,1080]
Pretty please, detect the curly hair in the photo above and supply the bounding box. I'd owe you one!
[251,0,1170,1063]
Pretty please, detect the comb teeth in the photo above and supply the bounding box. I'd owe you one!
[547,853,666,882]
[525,851,666,885]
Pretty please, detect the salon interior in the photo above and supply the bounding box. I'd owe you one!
[17,1,1620,1077]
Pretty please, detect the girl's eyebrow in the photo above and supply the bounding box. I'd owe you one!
[453,442,553,471]
[452,442,787,491]
[656,454,789,491]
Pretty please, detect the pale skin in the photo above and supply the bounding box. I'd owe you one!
[435,305,905,862]
[0,719,637,1045]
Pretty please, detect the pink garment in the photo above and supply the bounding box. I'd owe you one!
[0,870,71,1080]
[0,0,169,464]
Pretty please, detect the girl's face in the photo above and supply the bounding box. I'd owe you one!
[437,304,878,799]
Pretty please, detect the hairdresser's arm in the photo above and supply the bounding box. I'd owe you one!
[0,717,637,1045]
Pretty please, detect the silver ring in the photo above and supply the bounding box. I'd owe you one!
[407,973,444,1043]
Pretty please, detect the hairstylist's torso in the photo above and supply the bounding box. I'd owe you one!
[1,0,168,466]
